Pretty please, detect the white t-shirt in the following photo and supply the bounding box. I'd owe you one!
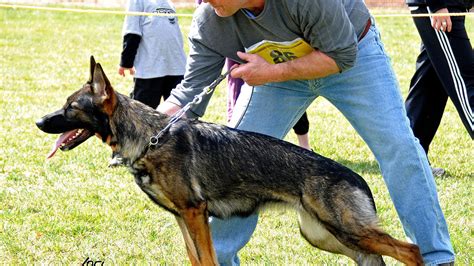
[122,0,186,78]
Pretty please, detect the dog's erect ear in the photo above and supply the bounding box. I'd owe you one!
[89,56,97,83]
[92,63,114,101]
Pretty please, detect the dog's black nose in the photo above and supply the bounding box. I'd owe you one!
[36,118,46,130]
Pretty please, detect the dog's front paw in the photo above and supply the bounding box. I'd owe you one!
[108,156,124,167]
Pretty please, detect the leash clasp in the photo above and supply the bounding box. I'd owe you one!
[149,135,160,146]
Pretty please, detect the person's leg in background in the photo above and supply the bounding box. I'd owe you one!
[405,47,448,155]
[161,75,184,104]
[292,112,311,150]
[132,77,161,108]
[132,76,184,109]
[405,47,449,176]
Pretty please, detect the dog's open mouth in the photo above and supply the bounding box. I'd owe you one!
[47,129,93,158]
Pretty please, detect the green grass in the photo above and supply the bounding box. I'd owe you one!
[0,5,473,265]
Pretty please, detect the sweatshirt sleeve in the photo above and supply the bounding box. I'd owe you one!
[120,34,141,68]
[289,0,358,72]
[166,17,226,118]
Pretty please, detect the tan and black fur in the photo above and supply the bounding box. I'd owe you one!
[36,57,423,266]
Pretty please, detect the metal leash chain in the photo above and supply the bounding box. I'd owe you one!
[149,66,236,147]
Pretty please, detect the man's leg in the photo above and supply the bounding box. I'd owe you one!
[319,25,454,265]
[212,81,316,265]
[208,215,258,266]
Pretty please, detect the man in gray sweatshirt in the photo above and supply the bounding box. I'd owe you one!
[158,0,455,265]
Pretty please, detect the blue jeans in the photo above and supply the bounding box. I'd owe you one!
[212,24,454,266]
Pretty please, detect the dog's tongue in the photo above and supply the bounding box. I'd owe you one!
[46,130,78,159]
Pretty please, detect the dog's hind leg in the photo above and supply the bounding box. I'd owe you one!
[298,209,358,258]
[178,203,218,266]
[298,209,385,266]
[300,192,422,266]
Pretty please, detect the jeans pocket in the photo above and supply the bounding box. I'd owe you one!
[358,28,387,59]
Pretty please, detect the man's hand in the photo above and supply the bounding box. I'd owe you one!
[118,66,136,77]
[432,8,452,32]
[231,52,274,86]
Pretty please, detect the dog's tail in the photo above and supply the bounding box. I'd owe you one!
[357,228,423,266]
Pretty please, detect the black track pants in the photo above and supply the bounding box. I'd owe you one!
[405,6,474,155]
[132,75,184,109]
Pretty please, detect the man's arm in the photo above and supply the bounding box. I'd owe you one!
[230,0,359,86]
[157,101,183,116]
[231,50,339,86]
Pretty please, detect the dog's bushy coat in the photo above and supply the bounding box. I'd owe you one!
[36,57,423,266]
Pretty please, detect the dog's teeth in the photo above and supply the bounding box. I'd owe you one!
[71,129,84,140]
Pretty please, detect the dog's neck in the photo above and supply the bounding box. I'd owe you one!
[109,93,170,164]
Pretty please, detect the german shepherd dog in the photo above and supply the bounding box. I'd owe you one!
[36,57,423,266]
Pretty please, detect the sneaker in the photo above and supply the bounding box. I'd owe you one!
[431,166,446,177]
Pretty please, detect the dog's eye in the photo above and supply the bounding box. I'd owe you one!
[65,102,81,113]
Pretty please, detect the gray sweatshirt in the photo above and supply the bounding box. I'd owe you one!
[168,0,371,117]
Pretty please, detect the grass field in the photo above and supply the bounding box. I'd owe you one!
[0,5,473,265]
